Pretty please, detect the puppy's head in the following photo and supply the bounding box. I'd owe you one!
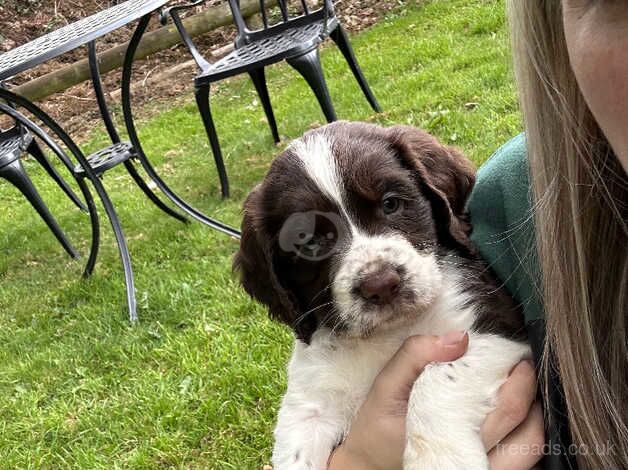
[234,122,475,342]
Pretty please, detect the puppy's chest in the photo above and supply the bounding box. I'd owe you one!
[287,296,477,410]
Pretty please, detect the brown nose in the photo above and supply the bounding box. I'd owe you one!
[358,268,401,305]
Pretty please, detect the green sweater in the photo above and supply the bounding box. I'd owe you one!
[466,136,577,469]
[467,133,543,324]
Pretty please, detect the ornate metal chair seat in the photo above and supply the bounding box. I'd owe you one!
[198,20,331,83]
[0,0,239,323]
[74,141,135,176]
[0,127,32,165]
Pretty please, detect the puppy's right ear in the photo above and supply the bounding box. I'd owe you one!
[386,126,476,254]
[233,185,315,342]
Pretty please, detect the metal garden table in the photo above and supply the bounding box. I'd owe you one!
[0,0,240,321]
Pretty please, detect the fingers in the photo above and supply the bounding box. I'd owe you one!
[374,331,469,402]
[488,403,545,470]
[481,360,537,451]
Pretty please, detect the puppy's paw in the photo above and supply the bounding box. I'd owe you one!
[272,449,322,470]
[402,432,488,470]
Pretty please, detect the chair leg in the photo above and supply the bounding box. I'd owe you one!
[123,160,187,223]
[287,49,338,123]
[26,138,88,212]
[248,68,280,143]
[0,158,79,259]
[330,25,382,113]
[79,176,100,278]
[194,84,230,199]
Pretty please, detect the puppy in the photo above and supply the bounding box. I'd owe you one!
[234,122,530,469]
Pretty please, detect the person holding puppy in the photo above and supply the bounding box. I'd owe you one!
[330,1,627,469]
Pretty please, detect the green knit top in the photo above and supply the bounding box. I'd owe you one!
[467,133,543,324]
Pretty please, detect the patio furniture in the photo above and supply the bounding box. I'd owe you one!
[0,120,85,259]
[0,0,239,321]
[163,0,382,198]
[0,103,100,267]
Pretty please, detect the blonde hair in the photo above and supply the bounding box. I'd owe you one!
[507,1,627,468]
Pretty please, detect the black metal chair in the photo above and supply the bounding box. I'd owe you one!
[163,0,382,198]
[0,118,88,259]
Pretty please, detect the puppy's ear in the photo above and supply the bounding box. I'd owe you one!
[233,185,316,343]
[387,126,476,254]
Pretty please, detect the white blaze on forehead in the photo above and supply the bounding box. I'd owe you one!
[290,133,345,210]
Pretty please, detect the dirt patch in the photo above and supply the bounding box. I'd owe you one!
[1,0,397,140]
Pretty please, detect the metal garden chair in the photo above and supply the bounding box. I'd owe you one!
[163,0,382,198]
[0,115,88,259]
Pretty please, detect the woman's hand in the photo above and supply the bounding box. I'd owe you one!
[328,332,544,470]
[481,360,544,469]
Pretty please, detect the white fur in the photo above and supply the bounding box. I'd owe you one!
[333,232,445,336]
[404,334,529,468]
[290,133,357,233]
[272,271,530,469]
[271,135,531,469]
[290,134,344,214]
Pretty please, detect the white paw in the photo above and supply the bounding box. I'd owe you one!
[402,334,528,470]
[272,448,325,470]
[403,432,488,470]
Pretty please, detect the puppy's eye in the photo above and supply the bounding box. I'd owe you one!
[381,195,401,215]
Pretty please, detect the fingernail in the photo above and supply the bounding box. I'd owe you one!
[438,330,467,346]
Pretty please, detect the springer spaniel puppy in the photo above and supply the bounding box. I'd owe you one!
[234,122,530,469]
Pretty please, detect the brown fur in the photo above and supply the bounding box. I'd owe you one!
[234,122,525,343]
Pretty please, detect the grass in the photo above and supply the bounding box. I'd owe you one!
[0,0,521,468]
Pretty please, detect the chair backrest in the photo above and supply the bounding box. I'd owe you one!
[228,0,333,42]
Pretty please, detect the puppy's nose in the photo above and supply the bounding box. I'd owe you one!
[359,268,401,305]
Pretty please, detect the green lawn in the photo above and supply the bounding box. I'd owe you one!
[0,0,521,468]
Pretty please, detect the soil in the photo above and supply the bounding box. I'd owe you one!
[0,0,398,139]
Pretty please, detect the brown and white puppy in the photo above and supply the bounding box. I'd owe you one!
[234,122,529,470]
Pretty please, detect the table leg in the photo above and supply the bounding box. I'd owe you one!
[121,13,240,239]
[88,40,121,144]
[88,38,187,224]
[0,88,137,321]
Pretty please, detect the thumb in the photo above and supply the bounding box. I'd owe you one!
[374,331,469,402]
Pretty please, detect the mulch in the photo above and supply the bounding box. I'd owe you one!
[0,0,397,139]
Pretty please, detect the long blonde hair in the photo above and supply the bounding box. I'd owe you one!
[507,1,627,468]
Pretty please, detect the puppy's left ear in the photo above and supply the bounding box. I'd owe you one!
[233,185,317,343]
[387,125,476,254]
